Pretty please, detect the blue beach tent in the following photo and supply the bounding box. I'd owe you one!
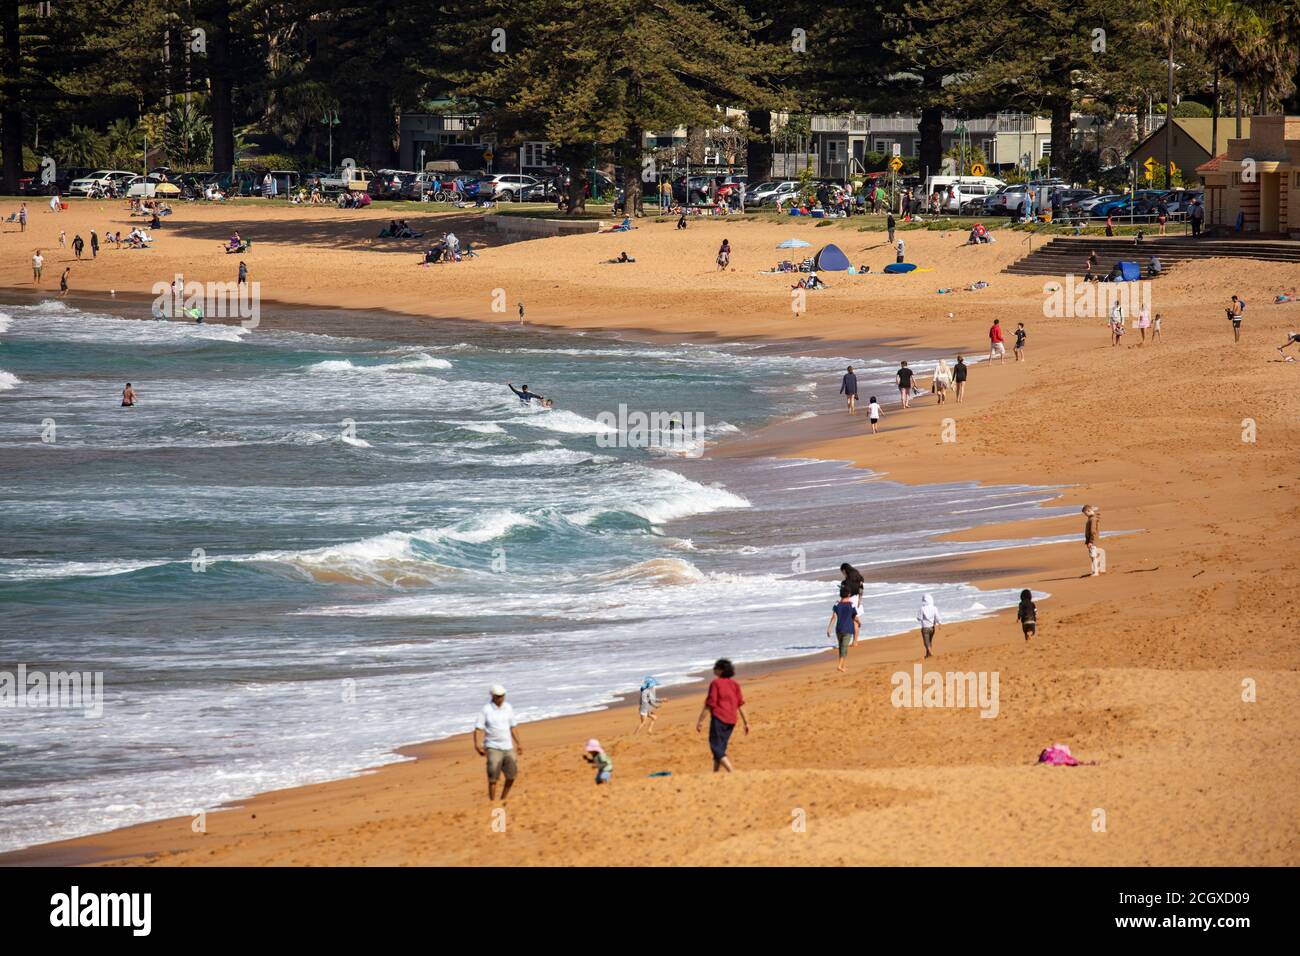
[814,243,851,271]
[1116,261,1141,282]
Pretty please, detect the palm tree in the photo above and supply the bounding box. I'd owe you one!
[54,125,108,169]
[1192,0,1245,156]
[163,102,213,170]
[1142,0,1199,185]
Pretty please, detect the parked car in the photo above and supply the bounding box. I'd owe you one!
[1049,188,1096,209]
[471,173,539,201]
[68,169,138,197]
[320,165,373,194]
[989,179,1067,215]
[750,180,799,206]
[1075,192,1123,214]
[369,169,418,200]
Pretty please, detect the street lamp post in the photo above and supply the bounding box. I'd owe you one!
[320,110,340,170]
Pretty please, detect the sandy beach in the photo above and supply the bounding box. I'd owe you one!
[1,199,1297,866]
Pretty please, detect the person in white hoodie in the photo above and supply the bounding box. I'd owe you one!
[917,593,942,658]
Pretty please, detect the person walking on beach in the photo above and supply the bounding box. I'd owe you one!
[840,562,865,611]
[121,382,137,407]
[917,593,941,658]
[1017,588,1037,641]
[696,658,748,773]
[840,365,858,415]
[634,676,666,734]
[473,684,523,801]
[716,238,730,271]
[953,355,967,403]
[1109,300,1124,346]
[1190,198,1204,237]
[1083,505,1103,576]
[583,739,613,785]
[72,234,84,259]
[887,212,896,245]
[1152,313,1162,343]
[932,358,953,403]
[827,584,860,672]
[896,360,915,408]
[59,267,70,296]
[988,318,1006,364]
[32,249,43,284]
[90,230,99,258]
[1013,323,1027,361]
[1137,305,1151,345]
[238,260,248,286]
[1228,295,1244,342]
[866,396,883,432]
[18,202,26,232]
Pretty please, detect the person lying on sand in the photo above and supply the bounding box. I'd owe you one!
[604,251,636,263]
[1274,289,1297,304]
[507,382,553,408]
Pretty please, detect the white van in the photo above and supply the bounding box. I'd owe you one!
[925,176,1006,213]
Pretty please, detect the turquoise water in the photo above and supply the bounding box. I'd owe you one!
[0,298,1072,852]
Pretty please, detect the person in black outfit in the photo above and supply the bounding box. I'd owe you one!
[953,355,968,403]
[507,382,552,408]
[896,361,915,409]
[887,213,896,245]
[839,365,858,415]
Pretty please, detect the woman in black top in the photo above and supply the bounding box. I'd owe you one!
[840,563,865,612]
[953,355,968,403]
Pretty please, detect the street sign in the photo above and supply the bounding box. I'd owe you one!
[483,149,494,163]
[1143,157,1157,172]
[888,156,903,172]
[1170,161,1178,175]
[970,163,985,176]
[891,143,901,157]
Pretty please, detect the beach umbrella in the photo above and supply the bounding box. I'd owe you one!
[154,183,181,196]
[776,238,811,249]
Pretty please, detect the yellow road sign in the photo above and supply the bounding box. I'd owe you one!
[888,156,903,172]
[483,149,494,163]
[970,163,985,176]
[1144,170,1153,181]
[1143,156,1157,172]
[1170,161,1178,175]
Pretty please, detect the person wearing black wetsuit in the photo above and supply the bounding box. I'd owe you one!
[507,382,550,407]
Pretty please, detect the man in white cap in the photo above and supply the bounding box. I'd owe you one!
[473,685,522,801]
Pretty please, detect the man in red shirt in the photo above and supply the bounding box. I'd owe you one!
[989,318,1006,364]
[696,658,750,772]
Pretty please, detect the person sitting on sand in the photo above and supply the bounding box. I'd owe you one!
[827,583,860,673]
[1017,589,1037,641]
[507,382,552,408]
[696,658,749,773]
[583,739,613,785]
[676,211,688,230]
[634,677,666,734]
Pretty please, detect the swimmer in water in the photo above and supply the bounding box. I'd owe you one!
[121,383,137,407]
[507,382,553,408]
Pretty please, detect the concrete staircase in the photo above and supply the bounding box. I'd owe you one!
[1002,236,1300,278]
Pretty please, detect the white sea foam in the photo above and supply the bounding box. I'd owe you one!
[308,353,452,374]
[0,369,21,390]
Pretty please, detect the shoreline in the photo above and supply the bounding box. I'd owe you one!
[1,202,1296,866]
[0,289,1061,863]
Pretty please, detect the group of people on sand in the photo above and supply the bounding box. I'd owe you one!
[472,659,749,800]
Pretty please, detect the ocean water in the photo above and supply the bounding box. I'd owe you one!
[0,299,1073,853]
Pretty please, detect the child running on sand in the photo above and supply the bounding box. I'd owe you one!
[827,584,860,672]
[867,396,882,433]
[583,739,613,784]
[696,658,749,772]
[1017,589,1037,641]
[634,677,666,734]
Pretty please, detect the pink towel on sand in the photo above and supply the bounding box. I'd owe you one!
[1038,744,1092,766]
